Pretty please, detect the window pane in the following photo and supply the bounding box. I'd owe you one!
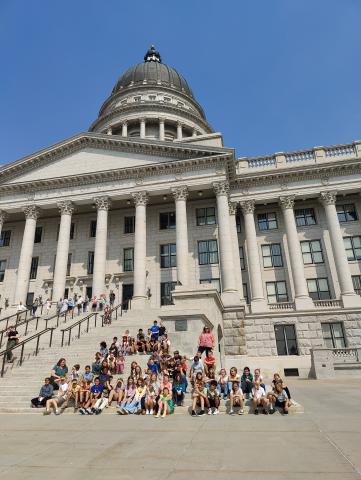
[285,324,296,340]
[209,240,218,252]
[198,241,207,253]
[318,278,329,291]
[331,323,344,338]
[301,242,311,253]
[262,245,271,256]
[311,240,321,251]
[321,323,332,337]
[271,244,281,255]
[273,255,283,267]
[263,257,272,268]
[353,236,361,248]
[267,283,276,294]
[307,279,317,292]
[277,282,287,294]
[313,252,323,263]
[343,238,352,249]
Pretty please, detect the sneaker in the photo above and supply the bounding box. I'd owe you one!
[191,410,197,417]
[79,408,85,415]
[146,410,150,415]
[95,409,101,415]
[150,409,153,415]
[199,410,206,416]
[55,409,60,415]
[91,408,96,414]
[86,408,93,415]
[269,408,275,415]
[238,409,244,415]
[283,409,289,415]
[207,408,212,415]
[229,410,235,416]
[213,409,219,415]
[254,409,259,415]
[263,409,268,415]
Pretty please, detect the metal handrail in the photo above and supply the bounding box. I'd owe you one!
[0,327,55,377]
[0,309,31,329]
[0,316,41,349]
[60,312,98,347]
[100,303,123,325]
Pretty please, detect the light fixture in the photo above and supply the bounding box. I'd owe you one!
[163,195,167,201]
[198,191,203,197]
[126,199,131,205]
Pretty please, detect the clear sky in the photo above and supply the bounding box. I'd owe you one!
[1,0,360,164]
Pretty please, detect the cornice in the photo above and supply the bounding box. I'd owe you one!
[89,102,213,134]
[0,132,231,187]
[232,158,361,189]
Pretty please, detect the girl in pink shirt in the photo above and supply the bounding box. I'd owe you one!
[198,327,215,356]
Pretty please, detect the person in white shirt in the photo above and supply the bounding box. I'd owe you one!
[252,380,269,415]
[229,381,244,415]
[44,377,69,415]
[17,302,27,312]
[45,299,52,317]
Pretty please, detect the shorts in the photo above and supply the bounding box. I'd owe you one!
[56,397,66,407]
[198,346,212,355]
[275,399,286,408]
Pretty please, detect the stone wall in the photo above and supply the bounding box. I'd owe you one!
[244,310,361,357]
[223,309,246,355]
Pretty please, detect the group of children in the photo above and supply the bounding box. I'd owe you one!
[31,322,293,417]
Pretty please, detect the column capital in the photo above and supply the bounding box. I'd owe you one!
[320,191,337,205]
[122,120,128,126]
[94,196,111,211]
[0,210,7,225]
[228,201,238,215]
[279,195,295,210]
[132,191,149,206]
[158,116,165,123]
[213,181,229,197]
[23,205,40,220]
[240,199,255,214]
[171,185,188,201]
[57,200,75,216]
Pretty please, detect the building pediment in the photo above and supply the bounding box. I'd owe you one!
[0,132,234,193]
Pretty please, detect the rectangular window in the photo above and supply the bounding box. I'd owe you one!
[198,239,218,265]
[159,211,176,230]
[239,246,246,270]
[337,204,358,222]
[307,277,331,300]
[160,281,176,306]
[301,240,324,264]
[124,216,135,234]
[160,243,176,268]
[343,236,361,261]
[294,208,317,227]
[236,213,241,233]
[0,260,6,282]
[34,226,43,243]
[200,278,221,292]
[90,220,97,237]
[321,322,346,348]
[123,248,134,272]
[66,253,72,276]
[87,251,94,275]
[196,207,216,226]
[243,283,249,304]
[266,281,288,303]
[262,243,283,267]
[257,212,278,231]
[274,325,298,355]
[30,256,39,280]
[352,275,361,296]
[0,230,11,247]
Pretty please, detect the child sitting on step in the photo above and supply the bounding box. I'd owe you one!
[156,387,174,418]
[229,381,244,416]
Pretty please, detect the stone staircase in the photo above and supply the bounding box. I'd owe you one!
[0,307,304,415]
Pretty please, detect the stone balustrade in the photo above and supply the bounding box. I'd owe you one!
[313,299,342,309]
[311,347,361,379]
[268,302,295,311]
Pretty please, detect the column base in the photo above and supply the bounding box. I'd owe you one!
[250,298,268,313]
[221,290,243,308]
[341,293,361,308]
[294,296,314,311]
[131,296,147,310]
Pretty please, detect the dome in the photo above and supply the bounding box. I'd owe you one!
[111,46,194,98]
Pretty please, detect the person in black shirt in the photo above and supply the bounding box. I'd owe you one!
[6,326,19,363]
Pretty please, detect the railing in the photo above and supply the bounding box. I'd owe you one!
[0,309,31,329]
[286,150,315,163]
[61,312,98,347]
[248,156,276,168]
[313,299,342,309]
[332,347,359,363]
[0,327,55,377]
[268,302,295,311]
[0,316,41,349]
[325,144,355,157]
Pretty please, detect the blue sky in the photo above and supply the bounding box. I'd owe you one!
[0,0,360,164]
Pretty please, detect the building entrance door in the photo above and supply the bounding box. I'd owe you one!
[122,284,133,310]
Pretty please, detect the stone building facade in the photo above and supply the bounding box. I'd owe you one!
[1,46,361,375]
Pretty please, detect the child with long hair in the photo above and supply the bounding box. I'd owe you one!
[108,378,124,406]
[252,380,269,415]
[229,381,244,415]
[217,368,229,399]
[156,387,174,418]
[117,377,136,414]
[204,349,216,375]
[145,384,156,415]
[115,352,125,374]
[268,380,291,415]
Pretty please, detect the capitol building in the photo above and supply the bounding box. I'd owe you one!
[1,46,361,375]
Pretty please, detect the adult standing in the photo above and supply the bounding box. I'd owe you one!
[109,290,115,307]
[197,326,215,356]
[6,326,19,363]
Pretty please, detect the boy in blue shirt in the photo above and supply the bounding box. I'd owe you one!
[150,320,160,341]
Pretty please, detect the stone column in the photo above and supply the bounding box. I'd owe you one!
[92,197,111,298]
[0,210,7,240]
[177,122,183,140]
[14,205,40,305]
[213,182,239,307]
[159,118,165,141]
[228,201,246,304]
[320,191,361,307]
[52,201,74,302]
[280,195,314,310]
[122,122,128,137]
[171,186,189,287]
[140,118,146,139]
[132,191,149,309]
[240,200,268,313]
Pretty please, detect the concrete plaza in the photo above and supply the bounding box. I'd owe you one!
[0,378,360,480]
